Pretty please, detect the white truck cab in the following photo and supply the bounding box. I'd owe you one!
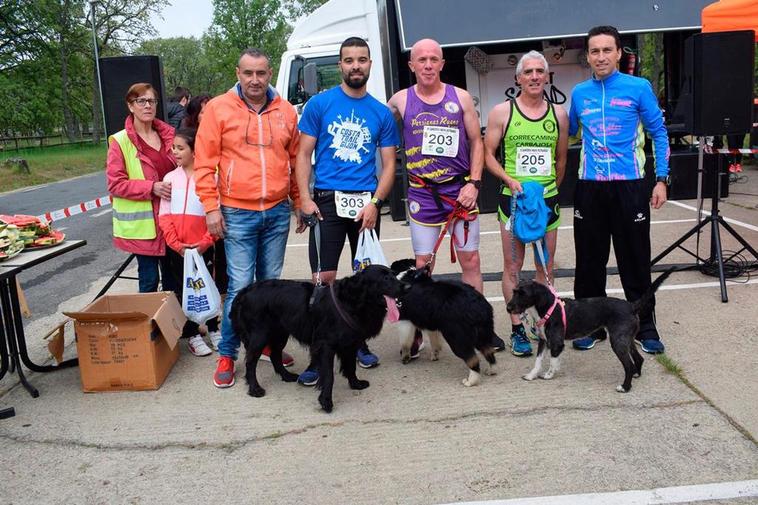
[275,0,388,114]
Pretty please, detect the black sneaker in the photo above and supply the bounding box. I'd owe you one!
[491,335,506,352]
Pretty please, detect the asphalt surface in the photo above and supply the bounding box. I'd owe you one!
[0,167,757,504]
[0,173,128,320]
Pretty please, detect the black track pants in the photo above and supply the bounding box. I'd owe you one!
[573,179,658,340]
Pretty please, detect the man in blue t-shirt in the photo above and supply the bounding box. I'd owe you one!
[295,36,399,378]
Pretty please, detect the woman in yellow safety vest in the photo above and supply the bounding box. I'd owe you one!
[106,82,178,292]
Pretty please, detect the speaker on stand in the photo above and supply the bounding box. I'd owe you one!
[654,30,756,302]
[99,55,167,138]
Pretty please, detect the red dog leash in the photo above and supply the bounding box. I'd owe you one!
[409,174,475,270]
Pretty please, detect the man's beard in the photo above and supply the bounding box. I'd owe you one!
[343,72,369,89]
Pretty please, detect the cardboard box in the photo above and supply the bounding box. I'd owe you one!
[64,292,185,392]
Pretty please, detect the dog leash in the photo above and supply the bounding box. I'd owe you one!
[306,216,325,307]
[509,190,561,331]
[329,282,361,332]
[410,174,474,271]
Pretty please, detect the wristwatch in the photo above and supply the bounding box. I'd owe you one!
[469,179,482,190]
[656,175,671,185]
[370,196,384,208]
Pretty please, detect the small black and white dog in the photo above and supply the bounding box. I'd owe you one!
[390,259,499,387]
[231,265,407,412]
[506,269,673,393]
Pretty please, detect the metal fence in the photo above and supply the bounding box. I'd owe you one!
[0,132,103,152]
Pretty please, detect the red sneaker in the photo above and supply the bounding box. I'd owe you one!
[259,346,295,367]
[729,163,738,173]
[734,163,743,173]
[213,356,235,388]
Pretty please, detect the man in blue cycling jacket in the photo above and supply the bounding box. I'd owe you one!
[569,25,670,354]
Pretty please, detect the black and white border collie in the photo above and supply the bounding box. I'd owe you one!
[390,259,500,387]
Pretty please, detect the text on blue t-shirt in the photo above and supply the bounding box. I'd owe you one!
[298,86,399,191]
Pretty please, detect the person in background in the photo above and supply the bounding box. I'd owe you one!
[166,86,191,129]
[106,82,177,293]
[159,127,220,357]
[181,94,212,129]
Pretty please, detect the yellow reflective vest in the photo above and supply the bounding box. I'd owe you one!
[110,130,157,240]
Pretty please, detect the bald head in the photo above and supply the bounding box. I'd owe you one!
[410,38,443,60]
[408,38,445,88]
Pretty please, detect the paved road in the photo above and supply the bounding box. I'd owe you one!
[1,170,757,504]
[0,173,129,320]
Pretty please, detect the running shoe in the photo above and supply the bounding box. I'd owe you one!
[357,347,380,368]
[213,356,235,388]
[258,346,295,367]
[208,330,222,351]
[188,335,212,357]
[297,368,319,386]
[510,328,532,356]
[638,338,665,354]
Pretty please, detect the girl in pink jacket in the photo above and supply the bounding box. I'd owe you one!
[159,128,220,356]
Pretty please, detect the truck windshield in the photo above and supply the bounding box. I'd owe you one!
[287,55,341,106]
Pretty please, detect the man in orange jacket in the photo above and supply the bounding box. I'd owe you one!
[195,48,304,388]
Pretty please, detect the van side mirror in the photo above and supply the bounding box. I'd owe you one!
[303,62,318,97]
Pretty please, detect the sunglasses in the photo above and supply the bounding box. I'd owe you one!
[245,113,273,147]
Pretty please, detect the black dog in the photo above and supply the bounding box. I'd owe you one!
[231,265,406,412]
[390,259,499,387]
[506,269,673,393]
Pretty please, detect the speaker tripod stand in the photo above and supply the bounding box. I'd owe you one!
[652,137,758,302]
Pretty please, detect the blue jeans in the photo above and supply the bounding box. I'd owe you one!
[219,202,291,359]
[136,254,176,293]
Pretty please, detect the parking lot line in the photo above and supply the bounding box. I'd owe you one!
[443,478,758,505]
[485,278,758,303]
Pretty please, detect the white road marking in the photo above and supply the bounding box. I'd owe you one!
[284,219,699,248]
[92,209,112,217]
[56,227,67,232]
[440,479,758,505]
[485,279,758,303]
[669,200,758,233]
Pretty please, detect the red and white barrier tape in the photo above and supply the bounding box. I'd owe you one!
[703,146,758,155]
[37,195,112,224]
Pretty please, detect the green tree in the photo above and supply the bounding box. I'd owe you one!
[0,0,166,141]
[283,0,329,23]
[205,0,291,79]
[137,36,226,96]
[0,1,52,71]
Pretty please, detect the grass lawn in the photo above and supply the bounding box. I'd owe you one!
[0,142,107,193]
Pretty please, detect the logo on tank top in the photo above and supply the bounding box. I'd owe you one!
[327,110,372,163]
[543,119,556,133]
[444,101,460,114]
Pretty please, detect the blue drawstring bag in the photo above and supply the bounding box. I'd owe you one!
[513,181,549,244]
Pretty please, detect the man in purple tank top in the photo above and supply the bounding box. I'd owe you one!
[388,39,506,354]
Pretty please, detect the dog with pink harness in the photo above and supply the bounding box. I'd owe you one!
[506,269,673,392]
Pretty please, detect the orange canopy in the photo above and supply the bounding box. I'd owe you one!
[702,0,758,40]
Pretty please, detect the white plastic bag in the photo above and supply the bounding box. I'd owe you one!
[353,229,388,272]
[182,248,222,324]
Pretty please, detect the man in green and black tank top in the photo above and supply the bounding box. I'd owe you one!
[484,51,569,357]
